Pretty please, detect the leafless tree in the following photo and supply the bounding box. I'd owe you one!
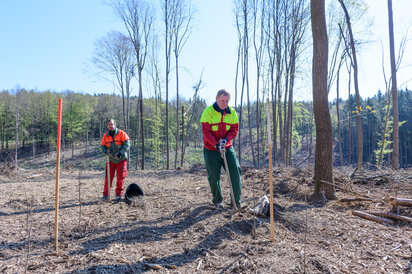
[112,0,154,170]
[234,0,254,166]
[377,34,406,166]
[251,0,266,167]
[338,0,363,169]
[14,91,20,168]
[162,0,174,169]
[171,0,193,169]
[181,71,204,166]
[91,31,134,133]
[148,35,163,168]
[264,0,282,165]
[311,0,335,200]
[282,0,309,165]
[387,0,399,169]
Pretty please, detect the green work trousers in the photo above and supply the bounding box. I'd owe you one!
[203,146,242,206]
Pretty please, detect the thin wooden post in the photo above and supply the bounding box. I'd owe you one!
[266,98,275,242]
[54,98,62,250]
[106,155,111,201]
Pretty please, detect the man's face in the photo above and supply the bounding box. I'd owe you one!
[216,95,230,110]
[107,121,116,131]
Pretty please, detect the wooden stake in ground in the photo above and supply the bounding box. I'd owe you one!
[54,98,62,250]
[266,98,274,242]
[106,155,111,202]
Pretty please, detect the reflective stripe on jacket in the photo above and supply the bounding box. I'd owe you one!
[100,128,130,163]
[200,102,239,151]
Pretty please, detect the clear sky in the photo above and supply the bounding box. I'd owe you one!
[0,0,411,105]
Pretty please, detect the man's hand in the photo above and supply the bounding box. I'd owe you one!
[218,138,227,152]
[219,138,227,146]
[104,149,110,156]
[115,152,122,159]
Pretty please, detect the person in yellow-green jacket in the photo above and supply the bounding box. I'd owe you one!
[100,119,130,202]
[200,89,242,209]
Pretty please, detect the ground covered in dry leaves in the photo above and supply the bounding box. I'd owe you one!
[0,155,411,273]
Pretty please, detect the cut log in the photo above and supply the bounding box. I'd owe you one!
[388,198,412,207]
[366,211,412,223]
[351,210,395,224]
[339,198,373,202]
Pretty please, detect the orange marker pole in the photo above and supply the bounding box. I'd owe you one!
[54,98,62,250]
[266,98,275,242]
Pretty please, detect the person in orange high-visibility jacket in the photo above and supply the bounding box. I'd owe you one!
[100,119,130,202]
[200,89,242,209]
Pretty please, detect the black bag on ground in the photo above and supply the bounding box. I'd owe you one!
[125,183,144,204]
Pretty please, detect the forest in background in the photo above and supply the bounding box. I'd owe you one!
[0,87,411,169]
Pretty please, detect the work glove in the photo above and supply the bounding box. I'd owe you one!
[104,149,110,156]
[115,152,122,159]
[217,138,227,152]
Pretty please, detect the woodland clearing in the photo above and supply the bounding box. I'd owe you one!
[0,147,411,273]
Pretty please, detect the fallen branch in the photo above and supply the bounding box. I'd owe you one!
[388,198,412,207]
[366,211,412,223]
[351,210,395,225]
[339,198,373,203]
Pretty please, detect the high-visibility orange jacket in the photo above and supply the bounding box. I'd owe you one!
[100,128,130,163]
[200,102,239,151]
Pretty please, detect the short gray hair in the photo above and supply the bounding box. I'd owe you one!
[216,89,230,98]
[107,119,116,125]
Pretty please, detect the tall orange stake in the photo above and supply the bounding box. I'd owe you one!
[54,98,62,250]
[266,98,275,242]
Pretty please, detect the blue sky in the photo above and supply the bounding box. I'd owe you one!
[0,0,411,105]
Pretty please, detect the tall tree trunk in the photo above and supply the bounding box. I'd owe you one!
[174,55,180,169]
[347,67,352,165]
[336,63,343,166]
[180,105,184,168]
[135,99,140,169]
[387,0,399,169]
[15,101,18,168]
[1,123,4,151]
[339,0,363,169]
[286,43,296,165]
[311,0,335,200]
[138,69,145,170]
[32,136,35,160]
[85,122,89,155]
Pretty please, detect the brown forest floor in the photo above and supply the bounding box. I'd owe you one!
[0,150,411,273]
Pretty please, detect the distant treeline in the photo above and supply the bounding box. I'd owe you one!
[0,88,411,168]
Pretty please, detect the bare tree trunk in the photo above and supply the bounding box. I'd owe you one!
[336,63,343,166]
[180,105,184,168]
[138,69,145,170]
[286,44,296,165]
[277,82,283,164]
[15,99,18,168]
[164,0,172,170]
[85,122,89,155]
[339,0,363,169]
[32,136,35,160]
[174,56,179,169]
[135,99,140,169]
[311,0,335,200]
[387,0,399,169]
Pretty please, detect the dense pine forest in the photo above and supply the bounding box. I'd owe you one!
[1,88,411,168]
